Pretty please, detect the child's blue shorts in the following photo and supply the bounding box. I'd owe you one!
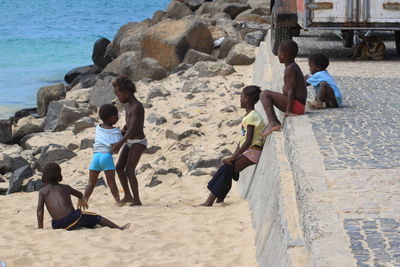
[89,152,115,171]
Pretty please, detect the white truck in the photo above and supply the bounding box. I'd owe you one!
[270,0,400,55]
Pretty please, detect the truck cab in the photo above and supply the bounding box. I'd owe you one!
[270,0,400,55]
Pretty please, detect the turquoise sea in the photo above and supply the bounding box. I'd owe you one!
[0,0,170,119]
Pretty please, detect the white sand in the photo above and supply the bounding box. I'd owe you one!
[0,64,257,266]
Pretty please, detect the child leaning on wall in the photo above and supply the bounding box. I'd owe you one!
[306,53,343,109]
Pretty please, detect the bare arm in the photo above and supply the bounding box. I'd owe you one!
[304,74,311,86]
[37,191,45,229]
[285,67,297,114]
[70,185,89,210]
[223,125,254,164]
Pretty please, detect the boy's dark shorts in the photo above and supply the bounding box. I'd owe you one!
[52,209,102,230]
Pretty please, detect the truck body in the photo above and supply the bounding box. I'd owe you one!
[270,0,400,54]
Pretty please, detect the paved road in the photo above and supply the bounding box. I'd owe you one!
[294,31,400,267]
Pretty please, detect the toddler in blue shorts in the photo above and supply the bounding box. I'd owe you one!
[83,104,123,205]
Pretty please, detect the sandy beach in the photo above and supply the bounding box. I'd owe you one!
[0,64,257,266]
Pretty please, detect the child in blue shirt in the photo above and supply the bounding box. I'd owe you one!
[81,104,123,206]
[306,53,343,109]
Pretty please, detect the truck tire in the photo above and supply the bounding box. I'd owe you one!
[342,30,354,48]
[271,5,292,56]
[395,31,400,56]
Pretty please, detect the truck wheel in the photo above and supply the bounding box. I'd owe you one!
[342,30,354,48]
[271,6,292,55]
[395,31,400,56]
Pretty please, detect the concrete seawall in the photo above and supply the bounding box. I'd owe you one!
[238,33,354,266]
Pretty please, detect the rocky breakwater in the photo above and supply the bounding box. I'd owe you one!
[0,0,270,201]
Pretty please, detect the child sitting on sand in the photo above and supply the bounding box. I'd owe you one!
[37,162,129,230]
[111,76,146,206]
[83,104,123,205]
[305,53,343,109]
[198,85,265,206]
[260,40,307,138]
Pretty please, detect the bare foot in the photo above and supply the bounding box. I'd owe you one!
[215,198,224,203]
[120,223,131,230]
[261,124,281,138]
[120,197,134,204]
[115,201,125,207]
[129,200,143,206]
[193,202,213,207]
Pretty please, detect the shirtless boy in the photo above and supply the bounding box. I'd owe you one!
[37,162,129,230]
[111,76,146,206]
[260,40,307,137]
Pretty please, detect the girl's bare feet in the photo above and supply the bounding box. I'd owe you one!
[129,200,143,206]
[120,197,134,204]
[120,223,131,230]
[261,124,281,138]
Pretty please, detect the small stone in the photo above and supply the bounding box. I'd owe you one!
[144,146,161,154]
[220,105,237,112]
[153,156,166,165]
[96,177,107,187]
[146,176,162,187]
[185,93,195,99]
[80,138,95,150]
[190,122,202,128]
[146,113,167,125]
[67,143,79,151]
[230,81,245,89]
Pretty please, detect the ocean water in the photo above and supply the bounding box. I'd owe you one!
[0,0,170,119]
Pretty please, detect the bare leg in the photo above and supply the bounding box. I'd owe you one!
[315,82,337,108]
[260,90,289,137]
[126,143,146,206]
[84,170,100,201]
[198,155,254,207]
[116,145,134,203]
[104,170,121,204]
[98,217,130,230]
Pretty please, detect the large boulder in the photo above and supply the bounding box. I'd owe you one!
[0,119,12,144]
[244,30,266,46]
[226,42,255,65]
[183,0,205,11]
[102,51,141,81]
[222,3,251,19]
[218,37,240,59]
[36,83,66,117]
[0,145,28,174]
[151,10,167,25]
[195,2,222,17]
[12,116,44,143]
[20,131,74,150]
[65,88,91,103]
[43,100,92,132]
[141,18,213,70]
[235,12,270,24]
[106,21,150,59]
[64,65,100,85]
[89,75,117,107]
[13,108,38,123]
[183,49,217,64]
[73,117,96,135]
[92,38,112,70]
[181,149,223,171]
[167,1,194,19]
[183,61,235,77]
[36,144,77,171]
[134,57,167,81]
[6,166,34,195]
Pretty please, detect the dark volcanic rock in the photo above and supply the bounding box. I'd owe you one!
[64,65,100,85]
[6,166,34,194]
[0,119,12,144]
[134,57,167,81]
[36,144,77,171]
[92,37,112,70]
[183,49,217,65]
[146,113,167,125]
[80,138,95,150]
[37,83,66,117]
